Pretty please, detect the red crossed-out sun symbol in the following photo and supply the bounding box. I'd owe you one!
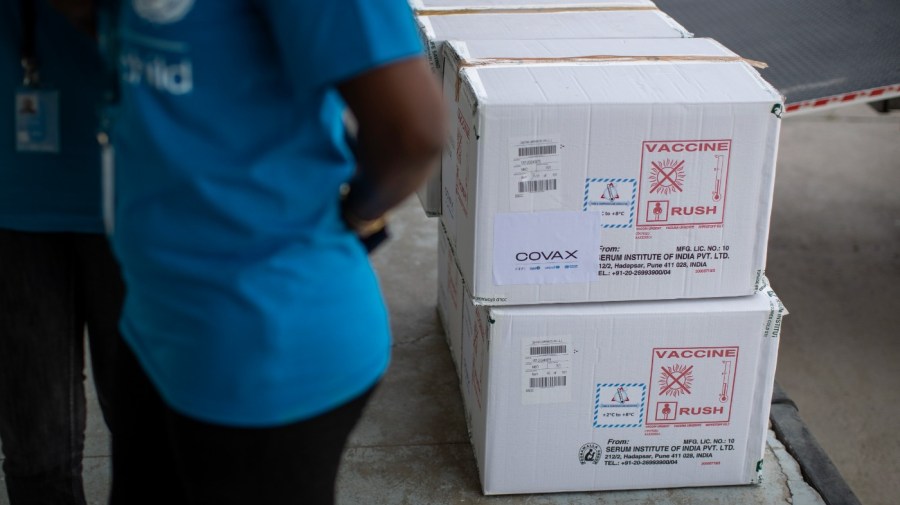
[649,158,686,195]
[658,364,694,397]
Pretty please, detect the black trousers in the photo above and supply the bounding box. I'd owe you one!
[0,230,122,505]
[110,340,376,505]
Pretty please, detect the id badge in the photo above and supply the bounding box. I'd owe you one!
[15,89,60,153]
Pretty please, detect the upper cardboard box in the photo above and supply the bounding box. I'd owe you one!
[418,8,690,78]
[440,38,784,305]
[411,0,656,9]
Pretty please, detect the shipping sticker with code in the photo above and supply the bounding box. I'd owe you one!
[523,336,572,405]
[510,136,562,211]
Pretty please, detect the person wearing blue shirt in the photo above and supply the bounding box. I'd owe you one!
[0,1,122,504]
[107,1,444,503]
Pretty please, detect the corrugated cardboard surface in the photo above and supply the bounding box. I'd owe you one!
[411,0,656,10]
[440,38,783,305]
[438,231,786,494]
[437,219,464,367]
[418,10,690,81]
[414,10,692,216]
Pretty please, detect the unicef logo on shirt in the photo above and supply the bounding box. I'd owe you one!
[133,0,195,24]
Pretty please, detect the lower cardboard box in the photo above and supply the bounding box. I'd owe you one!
[438,224,787,494]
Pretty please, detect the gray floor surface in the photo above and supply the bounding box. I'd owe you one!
[766,104,900,505]
[0,103,896,504]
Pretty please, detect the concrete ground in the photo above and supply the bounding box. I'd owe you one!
[0,103,896,504]
[766,103,900,505]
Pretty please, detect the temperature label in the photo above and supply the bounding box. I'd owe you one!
[594,383,646,428]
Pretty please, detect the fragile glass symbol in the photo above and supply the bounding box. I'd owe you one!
[612,386,630,403]
[603,182,620,201]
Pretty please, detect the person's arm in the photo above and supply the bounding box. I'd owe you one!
[337,57,445,234]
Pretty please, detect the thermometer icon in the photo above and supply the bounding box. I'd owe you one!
[712,155,724,202]
[720,360,732,403]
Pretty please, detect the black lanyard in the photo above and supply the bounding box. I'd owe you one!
[20,0,39,86]
[96,0,120,138]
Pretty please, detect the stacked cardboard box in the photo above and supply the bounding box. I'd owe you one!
[421,3,788,497]
[412,2,691,216]
[411,0,657,9]
[440,37,783,304]
[437,228,787,494]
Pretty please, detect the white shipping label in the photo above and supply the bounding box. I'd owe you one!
[493,211,602,286]
[510,136,562,211]
[523,336,572,405]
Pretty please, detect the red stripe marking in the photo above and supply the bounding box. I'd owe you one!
[785,85,900,114]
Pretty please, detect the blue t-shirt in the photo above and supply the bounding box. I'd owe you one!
[111,0,423,427]
[0,0,105,233]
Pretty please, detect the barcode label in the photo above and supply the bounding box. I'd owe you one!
[518,179,557,193]
[530,376,567,388]
[530,345,567,356]
[523,336,572,404]
[518,144,557,157]
[510,137,561,210]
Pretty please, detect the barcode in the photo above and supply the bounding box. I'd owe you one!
[530,376,567,388]
[530,345,567,356]
[518,179,557,193]
[518,144,557,157]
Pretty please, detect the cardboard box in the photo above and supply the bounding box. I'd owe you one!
[417,7,688,74]
[440,38,784,305]
[414,8,691,216]
[437,219,464,367]
[410,0,656,12]
[445,258,787,494]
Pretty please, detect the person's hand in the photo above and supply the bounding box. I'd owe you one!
[341,185,389,253]
[341,187,390,253]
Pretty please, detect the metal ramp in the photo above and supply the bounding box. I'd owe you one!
[654,0,900,115]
